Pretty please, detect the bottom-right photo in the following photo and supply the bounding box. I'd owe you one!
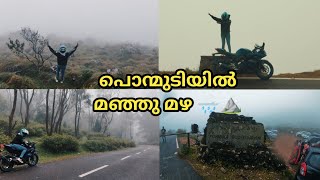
[160,90,320,180]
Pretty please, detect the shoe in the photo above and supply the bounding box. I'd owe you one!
[60,81,63,84]
[55,78,59,83]
[16,157,23,163]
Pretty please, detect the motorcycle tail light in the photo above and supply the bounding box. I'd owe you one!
[300,162,307,176]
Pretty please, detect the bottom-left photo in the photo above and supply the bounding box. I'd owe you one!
[0,89,159,180]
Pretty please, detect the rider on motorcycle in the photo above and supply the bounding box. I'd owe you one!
[9,128,29,163]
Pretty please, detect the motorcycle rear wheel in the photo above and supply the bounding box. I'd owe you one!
[27,154,39,167]
[256,60,273,80]
[0,158,14,172]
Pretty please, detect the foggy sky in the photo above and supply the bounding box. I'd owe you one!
[0,0,158,45]
[160,90,320,131]
[160,0,320,74]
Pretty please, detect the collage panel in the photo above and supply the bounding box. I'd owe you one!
[0,0,158,89]
[160,90,320,180]
[160,0,320,88]
[0,89,159,179]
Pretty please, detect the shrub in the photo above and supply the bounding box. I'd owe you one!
[28,124,46,137]
[80,69,93,83]
[0,72,14,82]
[0,119,8,132]
[0,82,9,89]
[178,144,191,157]
[82,140,110,152]
[6,75,37,89]
[60,128,75,136]
[87,133,106,140]
[82,137,135,152]
[41,134,79,153]
[0,132,11,144]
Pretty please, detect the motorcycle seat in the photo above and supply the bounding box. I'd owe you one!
[215,48,237,58]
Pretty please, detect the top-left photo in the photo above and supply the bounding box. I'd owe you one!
[0,0,158,89]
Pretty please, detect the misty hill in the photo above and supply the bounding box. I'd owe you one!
[0,31,158,89]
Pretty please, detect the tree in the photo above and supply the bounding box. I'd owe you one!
[19,89,35,127]
[91,90,119,134]
[44,89,72,135]
[8,90,18,137]
[54,90,72,133]
[93,119,102,133]
[73,90,89,137]
[6,27,51,72]
[45,89,50,135]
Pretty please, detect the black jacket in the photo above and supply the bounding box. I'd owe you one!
[209,14,231,33]
[48,45,77,66]
[11,134,26,145]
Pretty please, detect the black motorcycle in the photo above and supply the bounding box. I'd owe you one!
[0,142,39,172]
[212,43,274,80]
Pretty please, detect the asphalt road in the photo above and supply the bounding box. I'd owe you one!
[236,77,320,89]
[0,145,159,180]
[160,135,202,180]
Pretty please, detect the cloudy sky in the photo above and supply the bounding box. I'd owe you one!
[160,0,320,74]
[160,90,320,131]
[0,0,158,45]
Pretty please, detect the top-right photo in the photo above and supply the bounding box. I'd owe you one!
[160,0,320,89]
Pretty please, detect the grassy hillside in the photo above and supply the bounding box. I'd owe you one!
[0,34,158,89]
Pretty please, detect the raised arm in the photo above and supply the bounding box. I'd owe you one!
[208,13,221,24]
[47,43,58,56]
[68,43,79,56]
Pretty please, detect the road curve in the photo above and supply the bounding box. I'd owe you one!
[0,145,159,180]
[160,135,202,180]
[236,77,320,89]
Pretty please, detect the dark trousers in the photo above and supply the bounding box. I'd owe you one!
[56,65,66,81]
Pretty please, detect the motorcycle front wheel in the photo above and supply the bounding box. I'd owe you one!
[256,60,274,80]
[0,158,14,172]
[27,153,39,167]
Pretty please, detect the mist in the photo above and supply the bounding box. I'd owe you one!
[0,0,158,46]
[160,90,320,132]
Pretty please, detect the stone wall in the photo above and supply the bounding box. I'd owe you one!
[205,112,265,148]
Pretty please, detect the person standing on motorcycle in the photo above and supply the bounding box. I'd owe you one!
[209,12,232,53]
[9,128,29,163]
[48,42,79,83]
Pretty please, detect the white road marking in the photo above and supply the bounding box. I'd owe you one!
[176,136,179,149]
[136,152,141,155]
[121,155,131,160]
[79,165,109,178]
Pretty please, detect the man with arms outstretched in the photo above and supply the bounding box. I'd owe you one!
[48,43,78,83]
